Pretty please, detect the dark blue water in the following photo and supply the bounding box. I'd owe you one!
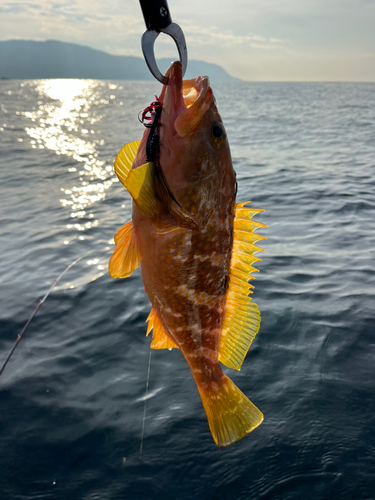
[1,79,374,499]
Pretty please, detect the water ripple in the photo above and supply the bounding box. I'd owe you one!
[1,80,375,499]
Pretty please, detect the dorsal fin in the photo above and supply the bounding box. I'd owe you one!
[146,308,179,350]
[114,141,141,187]
[218,202,267,371]
[108,220,141,278]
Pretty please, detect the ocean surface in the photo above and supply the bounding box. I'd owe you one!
[0,78,374,500]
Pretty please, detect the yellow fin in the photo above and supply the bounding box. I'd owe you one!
[124,162,164,219]
[146,308,178,350]
[114,141,140,187]
[198,374,263,446]
[114,141,196,228]
[218,202,266,371]
[108,220,141,278]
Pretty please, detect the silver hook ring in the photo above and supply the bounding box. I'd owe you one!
[141,22,188,85]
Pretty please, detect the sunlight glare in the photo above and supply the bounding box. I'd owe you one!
[24,79,115,232]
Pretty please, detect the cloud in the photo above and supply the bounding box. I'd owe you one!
[0,2,34,13]
[0,0,144,56]
[0,0,374,80]
[183,25,285,48]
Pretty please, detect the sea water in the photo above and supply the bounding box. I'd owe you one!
[0,79,374,499]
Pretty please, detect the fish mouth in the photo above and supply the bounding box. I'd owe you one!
[160,61,213,137]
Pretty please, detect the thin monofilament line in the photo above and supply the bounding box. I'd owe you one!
[140,350,152,458]
[0,253,95,377]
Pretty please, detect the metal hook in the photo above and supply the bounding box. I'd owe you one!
[139,0,188,85]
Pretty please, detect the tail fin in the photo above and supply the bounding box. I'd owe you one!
[198,375,263,447]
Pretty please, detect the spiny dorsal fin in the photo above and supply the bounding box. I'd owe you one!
[114,141,140,187]
[218,202,267,371]
[146,308,179,350]
[108,220,141,278]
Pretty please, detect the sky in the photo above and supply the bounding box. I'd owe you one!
[1,0,375,81]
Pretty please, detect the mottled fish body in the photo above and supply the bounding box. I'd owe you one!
[109,62,266,446]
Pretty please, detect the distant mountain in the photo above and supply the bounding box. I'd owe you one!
[0,40,239,82]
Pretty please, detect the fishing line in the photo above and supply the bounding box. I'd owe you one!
[140,349,152,459]
[0,252,96,377]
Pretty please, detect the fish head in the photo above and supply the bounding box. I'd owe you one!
[158,61,236,218]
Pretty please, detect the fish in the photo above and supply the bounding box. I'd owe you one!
[109,61,266,447]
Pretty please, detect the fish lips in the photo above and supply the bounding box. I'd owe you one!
[160,61,213,138]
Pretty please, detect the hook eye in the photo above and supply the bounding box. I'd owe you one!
[141,22,188,85]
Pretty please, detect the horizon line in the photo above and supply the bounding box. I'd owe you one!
[1,39,374,84]
[1,77,375,83]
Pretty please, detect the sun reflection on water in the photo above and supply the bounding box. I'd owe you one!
[24,79,116,233]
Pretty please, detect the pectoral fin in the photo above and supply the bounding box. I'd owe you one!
[108,220,141,278]
[124,162,164,219]
[114,141,140,187]
[219,202,267,371]
[114,140,166,219]
[114,140,196,227]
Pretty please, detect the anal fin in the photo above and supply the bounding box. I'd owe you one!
[146,308,178,350]
[108,220,141,278]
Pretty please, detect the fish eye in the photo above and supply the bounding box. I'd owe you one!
[211,122,226,146]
